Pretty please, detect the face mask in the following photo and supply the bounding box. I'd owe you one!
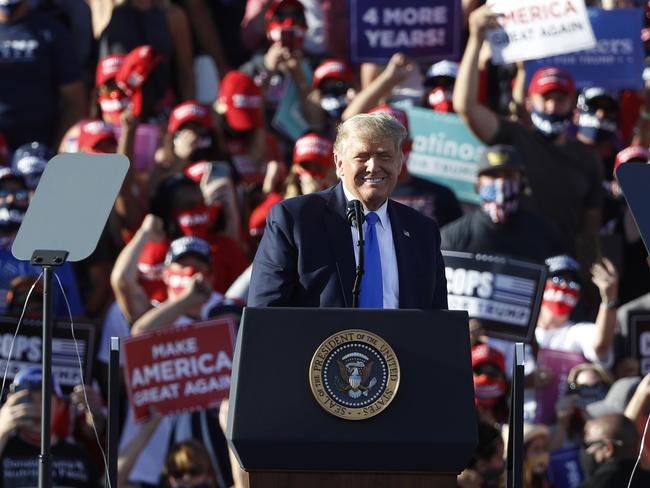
[427,87,454,113]
[320,94,348,120]
[542,281,580,317]
[527,452,550,474]
[0,0,23,17]
[530,108,572,140]
[579,448,599,478]
[165,265,197,297]
[173,132,214,162]
[172,204,219,239]
[577,112,617,143]
[0,203,25,234]
[480,463,505,488]
[171,482,211,488]
[479,179,520,224]
[473,374,507,408]
[99,94,129,125]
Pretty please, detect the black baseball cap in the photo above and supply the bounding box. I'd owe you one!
[477,145,523,177]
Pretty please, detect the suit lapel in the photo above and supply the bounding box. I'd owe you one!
[388,200,417,309]
[323,183,355,307]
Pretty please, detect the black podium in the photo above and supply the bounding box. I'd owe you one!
[227,307,477,487]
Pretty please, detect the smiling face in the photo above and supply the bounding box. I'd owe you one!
[334,136,403,210]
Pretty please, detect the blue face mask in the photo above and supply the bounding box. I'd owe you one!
[479,179,520,224]
[0,0,24,17]
[577,111,617,143]
[530,108,572,140]
[320,94,348,120]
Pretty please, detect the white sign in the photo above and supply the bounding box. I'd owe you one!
[486,0,596,65]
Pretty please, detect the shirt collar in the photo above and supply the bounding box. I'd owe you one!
[341,182,388,229]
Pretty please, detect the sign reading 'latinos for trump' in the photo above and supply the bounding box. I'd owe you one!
[349,0,462,63]
[123,317,236,421]
[443,251,547,341]
[486,0,596,65]
[406,107,485,204]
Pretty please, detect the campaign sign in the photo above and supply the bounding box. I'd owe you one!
[486,0,596,65]
[349,0,462,64]
[525,8,644,90]
[442,251,547,341]
[548,446,585,488]
[123,317,236,421]
[406,107,485,204]
[535,349,586,425]
[629,312,650,375]
[113,123,161,172]
[0,316,95,397]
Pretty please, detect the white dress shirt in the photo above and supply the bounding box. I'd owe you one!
[342,184,399,308]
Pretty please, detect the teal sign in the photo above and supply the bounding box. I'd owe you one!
[406,107,485,204]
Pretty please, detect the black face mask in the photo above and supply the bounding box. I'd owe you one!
[319,94,348,120]
[480,463,505,487]
[579,448,600,477]
[221,119,251,141]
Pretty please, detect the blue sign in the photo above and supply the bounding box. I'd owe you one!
[405,107,484,204]
[525,8,644,91]
[548,447,584,488]
[349,0,462,64]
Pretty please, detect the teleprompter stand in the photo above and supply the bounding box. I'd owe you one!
[227,307,478,487]
[13,154,129,488]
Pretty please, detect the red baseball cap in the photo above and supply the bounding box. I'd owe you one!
[471,344,506,373]
[369,104,410,132]
[312,59,353,89]
[115,45,162,117]
[528,67,575,96]
[96,54,125,87]
[78,120,117,153]
[292,132,333,173]
[168,101,213,134]
[613,145,650,176]
[217,71,263,131]
[184,161,211,182]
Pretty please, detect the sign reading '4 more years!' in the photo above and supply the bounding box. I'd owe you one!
[123,317,236,421]
[349,0,462,64]
[443,251,547,341]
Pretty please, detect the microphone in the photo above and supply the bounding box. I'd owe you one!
[346,200,365,308]
[346,200,365,228]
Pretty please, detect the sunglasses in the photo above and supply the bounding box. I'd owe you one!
[170,466,203,478]
[583,438,623,450]
[0,189,29,200]
[550,276,581,290]
[272,11,305,22]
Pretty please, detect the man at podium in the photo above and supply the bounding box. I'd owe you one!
[248,112,448,309]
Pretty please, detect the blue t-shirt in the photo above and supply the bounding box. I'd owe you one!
[0,10,81,148]
[0,249,84,316]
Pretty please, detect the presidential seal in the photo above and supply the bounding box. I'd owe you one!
[309,329,400,420]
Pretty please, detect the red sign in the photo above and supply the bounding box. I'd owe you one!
[123,317,236,421]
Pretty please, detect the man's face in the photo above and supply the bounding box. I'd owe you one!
[583,421,612,465]
[334,136,403,210]
[529,90,574,116]
[164,255,210,300]
[0,180,29,209]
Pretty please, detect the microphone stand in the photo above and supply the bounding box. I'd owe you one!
[351,204,364,308]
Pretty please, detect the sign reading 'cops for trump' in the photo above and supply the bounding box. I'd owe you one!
[486,0,596,65]
[0,316,95,397]
[443,251,547,341]
[349,0,462,64]
[406,107,485,204]
[525,8,644,91]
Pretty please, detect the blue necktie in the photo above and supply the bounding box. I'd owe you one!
[360,212,383,308]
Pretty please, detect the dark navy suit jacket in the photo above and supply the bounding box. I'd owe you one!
[248,183,448,309]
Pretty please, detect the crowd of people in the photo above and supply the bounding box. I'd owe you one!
[0,0,649,486]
